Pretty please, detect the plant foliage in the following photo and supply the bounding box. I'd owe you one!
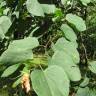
[0,0,96,96]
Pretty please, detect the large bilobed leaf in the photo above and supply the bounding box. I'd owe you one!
[0,49,33,65]
[41,4,56,14]
[50,51,81,81]
[80,0,91,6]
[88,61,96,74]
[76,87,96,96]
[66,14,86,32]
[60,24,77,42]
[52,38,80,64]
[0,16,11,39]
[1,64,20,77]
[31,65,69,96]
[8,37,39,50]
[0,37,39,65]
[61,0,67,5]
[26,0,44,17]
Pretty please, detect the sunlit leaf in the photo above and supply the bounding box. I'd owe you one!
[88,61,96,74]
[31,65,69,96]
[80,0,91,6]
[0,37,39,64]
[52,38,79,64]
[12,77,22,88]
[1,64,20,77]
[8,37,39,50]
[61,0,67,5]
[60,24,77,42]
[50,51,81,81]
[66,14,86,31]
[41,4,56,14]
[26,0,44,16]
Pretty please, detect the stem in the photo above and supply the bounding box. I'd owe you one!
[80,33,88,65]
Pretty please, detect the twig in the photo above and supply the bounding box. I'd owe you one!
[80,33,88,64]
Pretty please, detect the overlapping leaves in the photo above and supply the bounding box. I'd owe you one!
[51,23,81,81]
[0,37,39,64]
[0,0,92,96]
[50,51,81,81]
[26,0,56,17]
[52,38,79,64]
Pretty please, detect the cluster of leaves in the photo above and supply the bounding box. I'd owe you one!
[0,0,96,96]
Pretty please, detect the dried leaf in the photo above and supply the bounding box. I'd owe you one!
[21,73,30,93]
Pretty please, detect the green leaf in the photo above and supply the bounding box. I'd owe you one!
[66,14,86,31]
[31,65,69,96]
[80,77,89,87]
[41,4,56,14]
[54,9,63,17]
[12,77,21,88]
[0,37,39,64]
[0,50,33,65]
[88,61,96,74]
[50,51,81,81]
[89,89,96,96]
[76,87,96,96]
[61,0,67,5]
[0,16,12,39]
[8,37,39,50]
[0,1,6,8]
[60,24,77,42]
[26,0,44,16]
[0,28,5,39]
[0,0,3,4]
[1,64,20,77]
[3,8,10,15]
[52,38,79,64]
[76,87,90,96]
[22,67,30,74]
[0,16,11,33]
[0,8,3,16]
[80,0,91,6]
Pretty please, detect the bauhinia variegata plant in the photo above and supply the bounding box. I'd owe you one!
[0,0,96,96]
